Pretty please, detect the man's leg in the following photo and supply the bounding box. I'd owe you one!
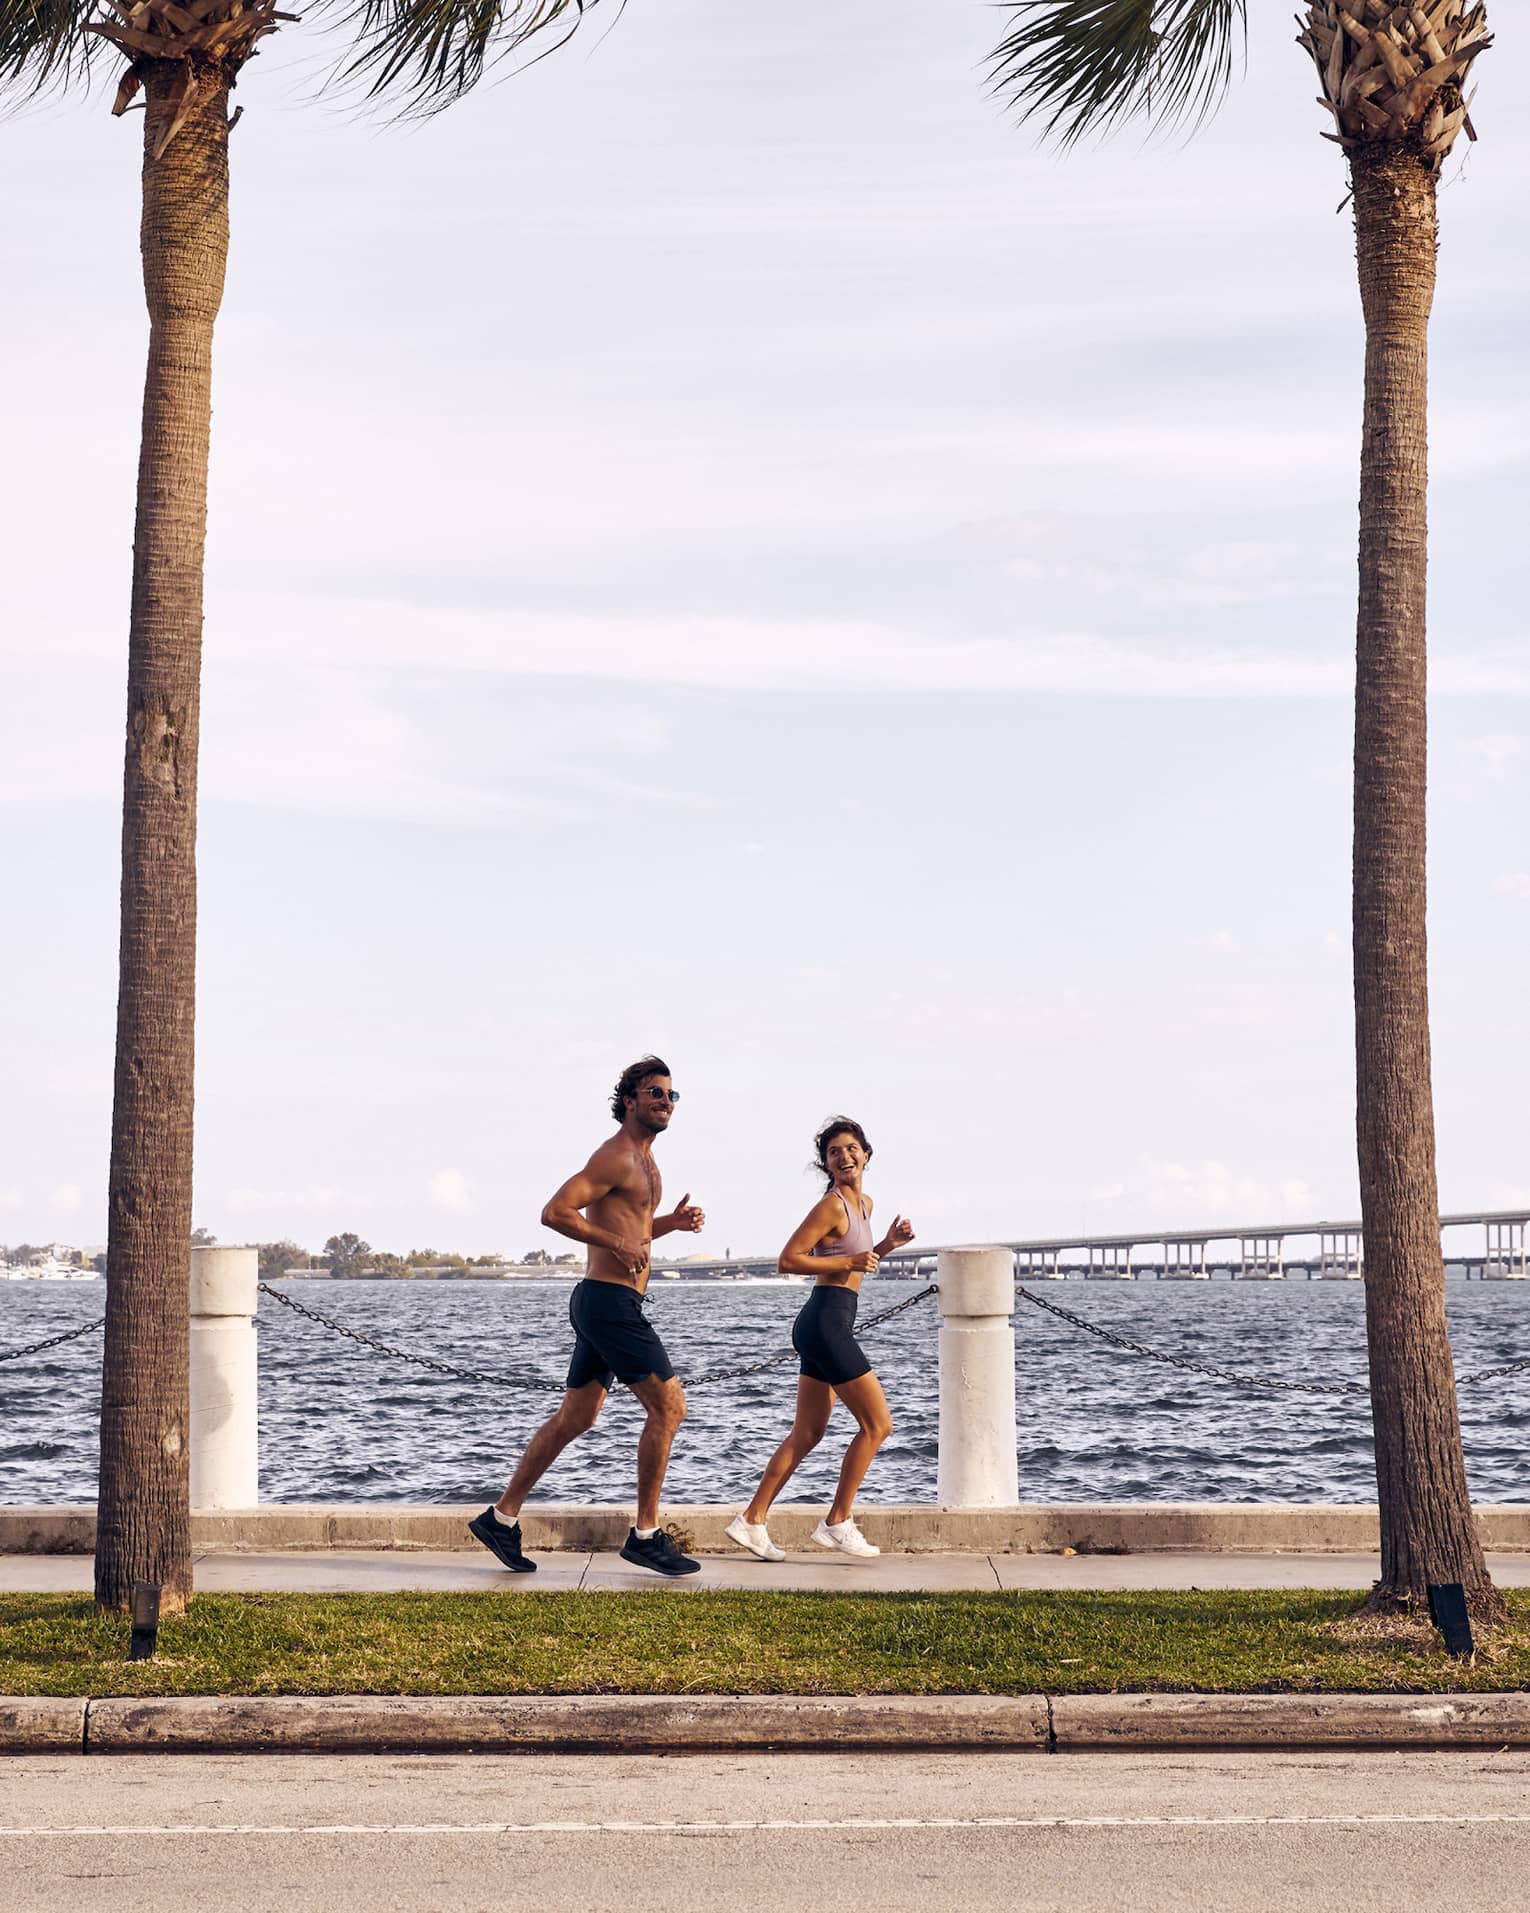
[496,1381,607,1518]
[627,1373,687,1531]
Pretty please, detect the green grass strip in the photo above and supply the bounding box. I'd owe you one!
[4,1590,1529,1699]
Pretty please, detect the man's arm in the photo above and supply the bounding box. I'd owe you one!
[541,1145,647,1274]
[653,1192,706,1239]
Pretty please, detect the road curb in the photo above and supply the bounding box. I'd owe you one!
[8,1692,1530,1755]
[1050,1692,1530,1751]
[81,1694,1052,1755]
[0,1699,89,1752]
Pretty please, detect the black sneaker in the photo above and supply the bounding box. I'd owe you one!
[468,1507,537,1573]
[619,1526,701,1577]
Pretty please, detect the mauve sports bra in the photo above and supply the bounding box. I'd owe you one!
[811,1190,873,1261]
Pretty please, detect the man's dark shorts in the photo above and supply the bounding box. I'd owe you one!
[566,1278,676,1392]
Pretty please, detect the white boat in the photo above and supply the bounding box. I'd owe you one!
[0,1260,99,1281]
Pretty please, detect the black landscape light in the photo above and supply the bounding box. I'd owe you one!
[1426,1583,1475,1659]
[127,1583,161,1662]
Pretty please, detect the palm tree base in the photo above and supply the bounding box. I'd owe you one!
[1362,1580,1508,1629]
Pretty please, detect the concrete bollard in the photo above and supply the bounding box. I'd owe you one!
[936,1247,1019,1508]
[189,1246,259,1510]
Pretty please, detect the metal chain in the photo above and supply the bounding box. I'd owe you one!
[686,1283,939,1387]
[1458,1356,1530,1386]
[257,1282,567,1391]
[256,1279,938,1393]
[4,1280,1523,1398]
[0,1317,105,1364]
[1017,1284,1530,1393]
[1015,1285,1372,1396]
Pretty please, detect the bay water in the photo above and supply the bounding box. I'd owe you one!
[4,1276,1529,1507]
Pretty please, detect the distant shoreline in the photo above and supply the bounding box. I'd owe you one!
[4,1265,1518,1286]
[269,1269,803,1285]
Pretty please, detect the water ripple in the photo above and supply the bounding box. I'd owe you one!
[3,1277,1529,1505]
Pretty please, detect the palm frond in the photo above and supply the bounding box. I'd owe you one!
[991,1,1247,147]
[336,0,595,112]
[0,0,94,94]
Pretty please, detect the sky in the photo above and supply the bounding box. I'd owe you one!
[2,2,1526,1262]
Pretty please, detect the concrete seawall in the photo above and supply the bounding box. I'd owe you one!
[7,1502,1530,1556]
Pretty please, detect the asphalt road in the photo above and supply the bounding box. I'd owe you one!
[3,1749,1528,1911]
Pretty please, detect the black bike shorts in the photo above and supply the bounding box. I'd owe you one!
[791,1285,871,1388]
[566,1279,676,1392]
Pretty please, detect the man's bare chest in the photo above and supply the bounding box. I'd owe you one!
[608,1153,661,1216]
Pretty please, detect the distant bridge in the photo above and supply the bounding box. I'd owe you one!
[657,1208,1529,1284]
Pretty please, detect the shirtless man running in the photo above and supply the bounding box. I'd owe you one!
[468,1056,705,1577]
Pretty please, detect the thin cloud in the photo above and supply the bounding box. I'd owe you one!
[210,597,1530,702]
[226,1185,355,1216]
[428,1168,474,1215]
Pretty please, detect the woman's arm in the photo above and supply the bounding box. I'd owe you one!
[875,1214,915,1259]
[779,1193,877,1279]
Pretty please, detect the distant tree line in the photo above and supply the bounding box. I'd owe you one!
[242,1235,578,1281]
[6,1234,577,1279]
[0,1243,94,1269]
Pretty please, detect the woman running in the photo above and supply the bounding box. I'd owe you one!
[726,1117,914,1561]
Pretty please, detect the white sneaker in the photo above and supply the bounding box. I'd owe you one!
[811,1518,880,1558]
[725,1514,785,1562]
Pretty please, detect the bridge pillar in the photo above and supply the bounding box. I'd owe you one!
[936,1248,1018,1509]
[190,1246,259,1510]
[1163,1239,1210,1281]
[1238,1234,1285,1281]
[1319,1230,1363,1280]
[1485,1220,1528,1280]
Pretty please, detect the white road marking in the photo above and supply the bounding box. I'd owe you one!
[4,1815,1530,1837]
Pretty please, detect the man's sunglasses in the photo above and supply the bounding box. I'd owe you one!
[640,1087,681,1104]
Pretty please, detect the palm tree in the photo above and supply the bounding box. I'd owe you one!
[991,1,1501,1620]
[2,0,595,1613]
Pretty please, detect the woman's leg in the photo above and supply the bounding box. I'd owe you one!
[826,1370,893,1525]
[744,1378,834,1523]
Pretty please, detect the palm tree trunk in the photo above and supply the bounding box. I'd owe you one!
[1350,145,1501,1623]
[95,62,231,1615]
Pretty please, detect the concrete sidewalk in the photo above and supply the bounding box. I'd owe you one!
[8,1547,1530,1594]
[11,1503,1530,1557]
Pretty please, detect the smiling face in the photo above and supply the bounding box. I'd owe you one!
[821,1128,868,1187]
[627,1073,678,1135]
